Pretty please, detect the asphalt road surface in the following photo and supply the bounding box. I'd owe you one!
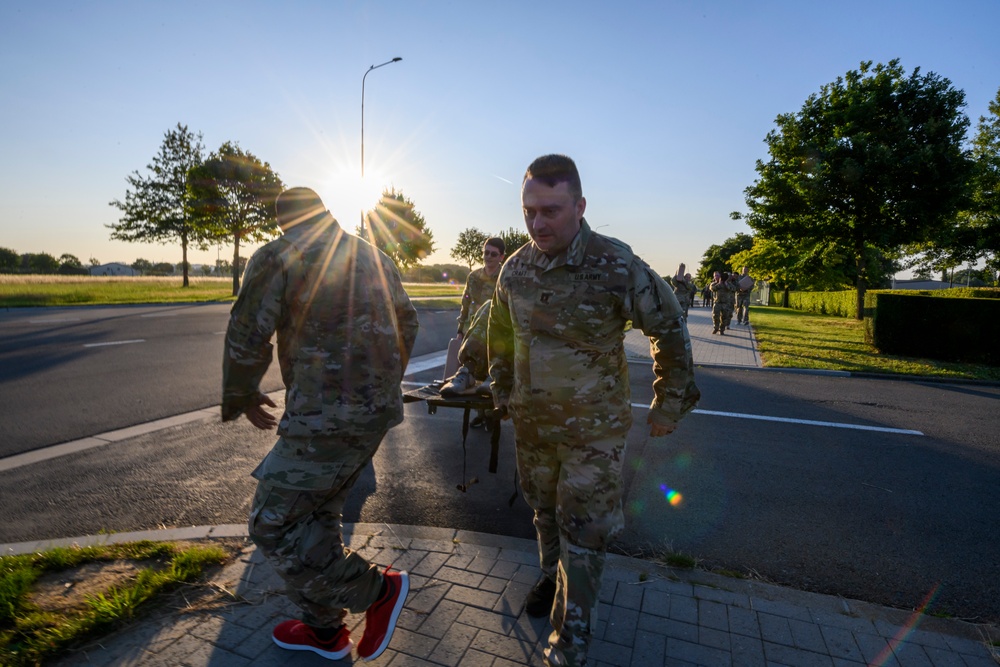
[1,304,998,625]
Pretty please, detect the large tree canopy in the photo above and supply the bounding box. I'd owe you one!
[968,86,1000,280]
[359,188,435,269]
[108,123,207,287]
[739,60,972,317]
[189,142,284,295]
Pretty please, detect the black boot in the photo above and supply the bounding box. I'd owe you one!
[525,577,556,618]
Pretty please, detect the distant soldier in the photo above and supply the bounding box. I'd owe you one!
[736,265,754,325]
[489,154,700,667]
[723,271,740,330]
[222,187,418,662]
[702,283,713,309]
[456,237,505,338]
[670,263,697,318]
[710,270,735,334]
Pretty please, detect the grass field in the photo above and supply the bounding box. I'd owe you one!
[751,306,1000,382]
[0,275,462,307]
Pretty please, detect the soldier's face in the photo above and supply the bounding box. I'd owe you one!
[521,178,585,256]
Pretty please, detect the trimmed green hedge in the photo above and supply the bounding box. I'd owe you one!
[772,287,1000,319]
[864,292,999,365]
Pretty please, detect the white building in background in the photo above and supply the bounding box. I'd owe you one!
[89,262,138,276]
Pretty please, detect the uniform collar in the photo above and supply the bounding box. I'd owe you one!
[525,218,592,271]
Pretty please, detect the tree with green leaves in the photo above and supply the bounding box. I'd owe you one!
[108,123,208,287]
[188,142,284,295]
[359,188,435,269]
[0,247,19,273]
[969,86,1000,282]
[738,60,972,318]
[131,258,153,275]
[451,227,490,268]
[694,233,753,285]
[21,252,59,274]
[498,227,531,256]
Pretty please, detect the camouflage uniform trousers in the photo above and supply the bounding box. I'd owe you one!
[712,301,727,331]
[736,293,750,324]
[248,432,387,628]
[722,301,735,328]
[675,293,692,319]
[458,301,491,381]
[512,418,626,667]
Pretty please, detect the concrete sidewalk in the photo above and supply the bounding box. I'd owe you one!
[4,524,993,667]
[4,310,999,665]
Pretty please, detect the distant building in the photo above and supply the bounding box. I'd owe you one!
[889,278,951,291]
[89,262,138,277]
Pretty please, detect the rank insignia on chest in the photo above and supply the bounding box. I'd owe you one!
[539,291,553,304]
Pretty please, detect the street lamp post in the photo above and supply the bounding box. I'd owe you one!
[361,57,402,240]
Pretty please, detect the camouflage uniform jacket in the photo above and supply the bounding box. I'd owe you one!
[671,275,697,304]
[222,214,419,440]
[489,219,699,433]
[710,279,736,306]
[457,267,498,334]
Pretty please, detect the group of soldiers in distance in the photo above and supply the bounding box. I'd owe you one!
[668,263,753,335]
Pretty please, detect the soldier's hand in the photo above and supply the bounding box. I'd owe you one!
[493,403,510,421]
[647,414,677,437]
[246,393,278,430]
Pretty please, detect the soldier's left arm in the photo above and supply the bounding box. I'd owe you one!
[389,262,420,376]
[222,249,284,422]
[626,260,701,429]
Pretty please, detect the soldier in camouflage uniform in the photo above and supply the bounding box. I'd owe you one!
[222,187,419,661]
[723,271,740,329]
[456,237,505,337]
[669,263,696,318]
[710,270,734,334]
[736,266,753,325]
[489,155,700,667]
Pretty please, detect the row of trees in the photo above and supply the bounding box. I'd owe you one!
[109,124,284,295]
[724,60,999,318]
[0,249,99,275]
[450,227,531,267]
[109,124,441,294]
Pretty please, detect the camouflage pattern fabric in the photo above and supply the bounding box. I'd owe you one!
[670,276,696,317]
[723,277,740,327]
[489,219,699,666]
[223,211,418,628]
[736,291,751,324]
[458,301,492,380]
[248,433,386,627]
[710,280,735,331]
[222,213,419,444]
[457,266,498,335]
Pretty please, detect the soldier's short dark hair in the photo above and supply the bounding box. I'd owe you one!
[276,187,326,229]
[485,237,505,255]
[523,154,582,200]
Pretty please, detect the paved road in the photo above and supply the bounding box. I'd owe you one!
[0,304,458,456]
[1,305,998,625]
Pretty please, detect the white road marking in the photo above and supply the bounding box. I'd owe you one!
[139,312,179,318]
[83,339,145,348]
[28,318,81,323]
[404,352,448,375]
[632,404,923,436]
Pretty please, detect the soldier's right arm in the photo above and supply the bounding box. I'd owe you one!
[222,248,284,422]
[487,280,515,413]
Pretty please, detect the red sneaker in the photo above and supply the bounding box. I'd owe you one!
[356,568,409,661]
[272,620,352,660]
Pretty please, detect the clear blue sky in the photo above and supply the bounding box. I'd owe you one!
[2,0,998,278]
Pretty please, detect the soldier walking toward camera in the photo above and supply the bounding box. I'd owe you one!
[723,271,740,330]
[710,270,734,334]
[736,265,753,325]
[670,263,696,318]
[489,155,700,667]
[223,187,418,662]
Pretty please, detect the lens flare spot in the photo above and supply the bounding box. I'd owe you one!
[660,484,683,507]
